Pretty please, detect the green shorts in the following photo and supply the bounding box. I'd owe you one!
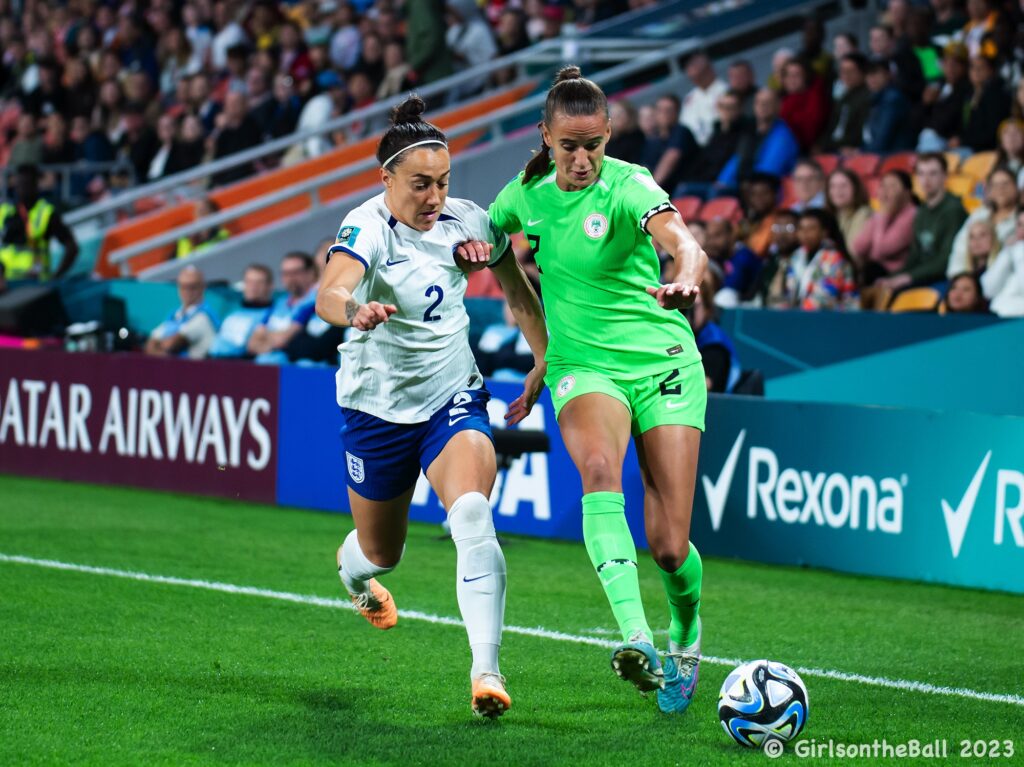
[547,362,707,436]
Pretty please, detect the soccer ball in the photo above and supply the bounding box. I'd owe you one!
[718,659,808,748]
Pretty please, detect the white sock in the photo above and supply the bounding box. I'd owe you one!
[448,492,506,679]
[338,529,400,596]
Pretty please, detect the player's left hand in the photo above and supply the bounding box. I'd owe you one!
[505,364,546,426]
[454,240,492,273]
[646,283,699,310]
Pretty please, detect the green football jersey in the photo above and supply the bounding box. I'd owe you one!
[488,156,701,380]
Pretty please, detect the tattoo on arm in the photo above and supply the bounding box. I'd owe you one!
[344,298,359,324]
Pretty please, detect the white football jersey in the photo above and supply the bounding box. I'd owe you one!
[328,193,510,423]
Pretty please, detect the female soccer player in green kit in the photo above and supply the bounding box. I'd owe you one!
[464,67,709,715]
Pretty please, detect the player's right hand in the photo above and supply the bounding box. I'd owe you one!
[352,302,397,331]
[454,240,492,273]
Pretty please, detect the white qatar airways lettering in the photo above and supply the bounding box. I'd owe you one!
[0,379,271,471]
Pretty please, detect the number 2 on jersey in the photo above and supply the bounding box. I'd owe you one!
[423,285,444,322]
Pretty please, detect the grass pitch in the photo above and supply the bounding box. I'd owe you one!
[1,475,1022,766]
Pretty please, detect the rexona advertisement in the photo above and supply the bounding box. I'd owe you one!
[0,349,278,502]
[692,398,1024,594]
[4,350,1020,594]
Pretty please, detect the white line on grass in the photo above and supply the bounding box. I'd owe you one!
[3,552,1023,709]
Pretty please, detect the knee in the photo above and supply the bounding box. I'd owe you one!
[650,541,690,573]
[580,452,620,490]
[361,543,404,570]
[448,492,495,541]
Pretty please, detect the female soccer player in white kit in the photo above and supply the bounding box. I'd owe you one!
[315,96,548,718]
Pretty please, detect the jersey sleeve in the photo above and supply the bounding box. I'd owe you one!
[619,165,676,234]
[487,176,524,236]
[462,200,512,268]
[327,207,385,271]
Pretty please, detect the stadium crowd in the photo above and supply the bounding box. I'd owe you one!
[623,0,1024,318]
[0,0,648,203]
[3,0,1024,394]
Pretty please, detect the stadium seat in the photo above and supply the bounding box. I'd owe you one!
[962,195,983,213]
[699,196,742,223]
[780,176,799,208]
[672,196,703,222]
[943,152,962,174]
[888,287,941,313]
[864,175,882,202]
[946,173,979,198]
[959,151,997,182]
[842,153,881,180]
[812,154,840,175]
[94,83,537,277]
[878,152,916,175]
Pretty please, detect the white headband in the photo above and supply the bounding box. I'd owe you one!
[381,139,448,169]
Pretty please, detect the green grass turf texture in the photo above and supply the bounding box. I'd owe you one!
[1,475,1021,767]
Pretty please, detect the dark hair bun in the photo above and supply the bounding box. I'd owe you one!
[391,95,426,126]
[554,65,583,84]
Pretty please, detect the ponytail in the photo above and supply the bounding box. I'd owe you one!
[523,65,608,185]
[523,132,552,185]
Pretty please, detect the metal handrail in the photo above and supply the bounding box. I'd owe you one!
[64,35,672,228]
[107,0,844,275]
[110,0,839,276]
[108,159,378,270]
[108,36,702,272]
[1,160,135,203]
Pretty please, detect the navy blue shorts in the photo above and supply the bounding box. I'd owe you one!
[340,389,494,501]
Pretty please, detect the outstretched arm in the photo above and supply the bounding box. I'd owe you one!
[315,254,395,330]
[491,248,547,365]
[459,240,549,426]
[645,211,708,310]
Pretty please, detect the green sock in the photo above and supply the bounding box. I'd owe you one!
[582,491,652,644]
[659,542,702,648]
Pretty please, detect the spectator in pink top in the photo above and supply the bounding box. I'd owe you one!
[851,169,918,285]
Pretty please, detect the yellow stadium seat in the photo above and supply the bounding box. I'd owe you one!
[959,151,997,182]
[943,152,962,174]
[946,173,978,198]
[962,195,983,213]
[889,287,941,313]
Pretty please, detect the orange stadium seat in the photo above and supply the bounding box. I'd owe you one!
[842,153,881,180]
[878,152,916,175]
[943,152,962,174]
[672,196,702,222]
[959,151,997,182]
[864,175,882,202]
[889,287,941,313]
[962,195,983,213]
[812,154,840,175]
[94,83,536,277]
[699,196,742,223]
[946,173,979,198]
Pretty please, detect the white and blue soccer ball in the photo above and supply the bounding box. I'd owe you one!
[718,659,808,748]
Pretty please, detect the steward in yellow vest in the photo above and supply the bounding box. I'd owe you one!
[0,164,79,280]
[175,196,230,259]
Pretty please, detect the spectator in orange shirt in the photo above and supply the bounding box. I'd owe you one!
[742,172,782,257]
